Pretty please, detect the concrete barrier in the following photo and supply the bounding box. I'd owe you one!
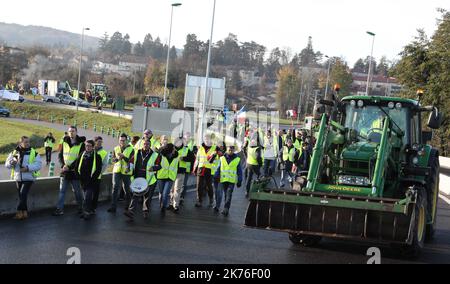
[0,174,113,216]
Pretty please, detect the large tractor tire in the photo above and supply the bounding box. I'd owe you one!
[398,189,427,258]
[289,233,322,247]
[426,153,440,241]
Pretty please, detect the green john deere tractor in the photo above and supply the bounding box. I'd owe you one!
[245,93,443,257]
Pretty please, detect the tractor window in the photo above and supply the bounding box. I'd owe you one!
[344,105,409,144]
[411,112,420,144]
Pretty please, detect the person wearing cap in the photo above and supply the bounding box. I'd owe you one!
[193,134,218,208]
[135,130,160,151]
[157,135,179,213]
[92,136,109,213]
[245,136,263,198]
[77,140,103,220]
[213,145,242,216]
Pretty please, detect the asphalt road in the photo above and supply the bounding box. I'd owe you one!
[0,172,449,264]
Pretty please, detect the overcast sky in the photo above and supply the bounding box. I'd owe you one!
[2,0,448,66]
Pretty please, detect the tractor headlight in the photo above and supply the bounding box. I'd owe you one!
[396,103,402,109]
[388,102,395,109]
[412,157,419,165]
[357,100,364,108]
[338,175,371,186]
[350,100,356,107]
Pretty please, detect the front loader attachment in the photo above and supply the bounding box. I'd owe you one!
[244,181,417,244]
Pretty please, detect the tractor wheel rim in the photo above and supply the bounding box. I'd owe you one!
[418,205,426,242]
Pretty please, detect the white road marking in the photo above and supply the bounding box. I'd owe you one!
[439,194,450,205]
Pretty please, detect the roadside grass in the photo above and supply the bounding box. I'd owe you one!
[0,119,65,163]
[1,101,139,137]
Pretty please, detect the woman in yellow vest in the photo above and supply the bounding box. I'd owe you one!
[77,140,103,220]
[43,133,56,166]
[157,135,179,214]
[213,145,243,217]
[179,132,196,204]
[5,136,42,220]
[245,137,263,198]
[92,136,109,213]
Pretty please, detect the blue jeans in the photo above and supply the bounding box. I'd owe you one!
[57,178,83,210]
[112,173,131,209]
[16,181,33,211]
[216,183,235,210]
[159,180,174,209]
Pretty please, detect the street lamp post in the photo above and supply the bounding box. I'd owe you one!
[77,27,90,111]
[366,31,376,96]
[199,0,217,145]
[163,3,182,105]
[324,55,332,99]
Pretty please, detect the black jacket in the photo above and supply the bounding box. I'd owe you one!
[77,151,102,186]
[58,135,86,180]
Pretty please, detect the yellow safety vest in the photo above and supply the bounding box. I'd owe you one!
[63,142,82,167]
[264,136,278,155]
[157,156,179,181]
[97,149,108,179]
[44,138,54,149]
[113,145,134,175]
[247,147,261,166]
[78,151,97,178]
[211,156,220,175]
[178,147,190,171]
[220,156,241,184]
[282,146,296,163]
[198,145,217,169]
[10,148,41,179]
[131,150,158,186]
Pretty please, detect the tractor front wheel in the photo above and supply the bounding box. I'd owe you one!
[289,233,322,247]
[398,189,427,258]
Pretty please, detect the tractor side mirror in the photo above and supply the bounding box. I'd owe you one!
[427,108,442,129]
[421,131,433,143]
[319,99,334,106]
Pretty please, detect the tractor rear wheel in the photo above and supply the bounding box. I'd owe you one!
[426,154,440,241]
[398,189,427,258]
[289,233,322,247]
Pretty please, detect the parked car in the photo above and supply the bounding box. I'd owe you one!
[0,105,10,117]
[0,90,20,102]
[42,95,61,103]
[59,94,90,108]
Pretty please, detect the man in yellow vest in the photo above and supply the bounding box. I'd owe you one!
[213,145,243,217]
[135,129,160,151]
[92,136,109,213]
[108,134,134,214]
[5,136,42,220]
[194,134,218,208]
[43,133,55,166]
[157,135,179,214]
[77,140,103,220]
[124,139,161,220]
[178,132,196,205]
[280,139,296,188]
[245,137,263,198]
[53,126,86,216]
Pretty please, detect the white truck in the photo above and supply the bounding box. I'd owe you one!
[0,89,20,101]
[38,80,72,97]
